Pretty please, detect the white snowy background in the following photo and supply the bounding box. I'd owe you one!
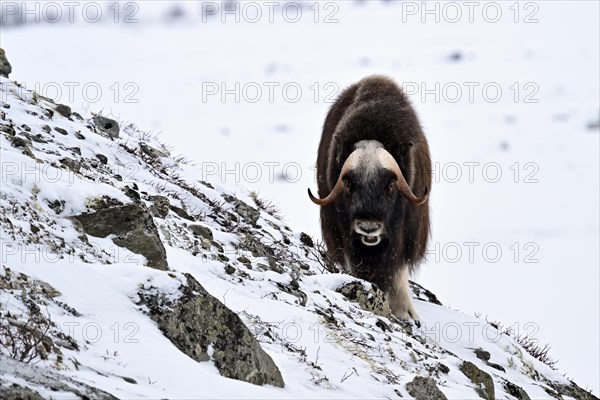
[1,0,598,395]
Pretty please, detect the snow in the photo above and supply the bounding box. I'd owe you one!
[1,0,598,397]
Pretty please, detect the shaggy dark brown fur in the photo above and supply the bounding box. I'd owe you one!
[314,75,431,320]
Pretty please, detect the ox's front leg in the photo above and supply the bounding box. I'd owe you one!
[387,266,420,323]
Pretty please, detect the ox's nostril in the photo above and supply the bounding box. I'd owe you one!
[357,221,381,234]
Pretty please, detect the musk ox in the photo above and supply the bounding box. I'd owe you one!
[308,75,431,322]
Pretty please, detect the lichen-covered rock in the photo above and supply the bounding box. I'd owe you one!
[96,153,108,165]
[139,273,284,387]
[337,281,391,317]
[73,202,168,270]
[459,361,495,400]
[474,348,505,372]
[92,115,120,138]
[0,355,117,400]
[0,383,45,400]
[0,48,12,78]
[0,268,61,299]
[237,233,282,272]
[54,104,72,118]
[170,205,194,221]
[224,195,260,226]
[189,224,213,241]
[502,379,531,400]
[410,280,442,305]
[550,381,599,400]
[140,143,169,158]
[149,195,170,218]
[6,134,35,158]
[406,376,448,400]
[299,232,314,247]
[60,157,81,173]
[54,127,68,135]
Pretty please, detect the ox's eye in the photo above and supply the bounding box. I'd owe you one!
[343,179,353,194]
[387,179,396,195]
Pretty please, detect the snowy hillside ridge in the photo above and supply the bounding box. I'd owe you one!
[0,73,596,400]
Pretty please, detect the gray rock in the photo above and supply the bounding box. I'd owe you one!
[224,264,236,274]
[459,361,495,400]
[237,256,252,266]
[337,281,391,317]
[24,132,47,143]
[241,234,272,258]
[223,195,260,226]
[474,348,505,372]
[122,185,141,201]
[236,201,260,225]
[93,115,119,138]
[139,273,284,387]
[0,268,61,298]
[0,383,45,400]
[86,196,124,211]
[410,280,442,305]
[7,135,34,157]
[503,379,531,400]
[238,234,282,273]
[140,143,169,159]
[550,381,599,400]
[54,127,68,135]
[189,224,213,241]
[406,376,448,400]
[55,104,72,118]
[96,153,108,165]
[60,157,81,173]
[73,202,168,270]
[0,122,16,135]
[0,48,12,78]
[0,355,117,400]
[149,195,170,218]
[437,363,450,374]
[46,199,65,214]
[474,348,491,362]
[7,135,29,148]
[170,205,194,221]
[299,232,314,247]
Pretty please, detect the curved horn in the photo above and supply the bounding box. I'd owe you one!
[378,149,428,205]
[308,150,361,206]
[307,181,344,206]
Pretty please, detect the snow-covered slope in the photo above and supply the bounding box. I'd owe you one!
[2,3,598,392]
[1,75,596,399]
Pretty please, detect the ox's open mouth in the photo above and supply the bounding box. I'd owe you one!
[360,235,382,246]
[353,221,385,247]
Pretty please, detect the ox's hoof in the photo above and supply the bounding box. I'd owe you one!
[392,307,420,324]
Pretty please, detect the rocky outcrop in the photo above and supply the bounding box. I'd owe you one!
[92,115,120,138]
[406,376,448,400]
[548,381,599,400]
[0,355,117,399]
[0,48,12,78]
[459,361,495,400]
[502,379,531,400]
[73,202,168,270]
[337,281,391,317]
[138,273,284,387]
[149,195,170,218]
[54,104,72,118]
[223,195,260,226]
